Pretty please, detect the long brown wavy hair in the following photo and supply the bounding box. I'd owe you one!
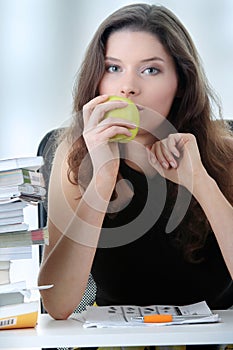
[64,3,233,261]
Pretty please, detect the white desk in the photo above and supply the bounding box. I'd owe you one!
[1,310,233,348]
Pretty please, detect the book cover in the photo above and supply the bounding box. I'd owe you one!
[0,156,44,172]
[0,300,39,329]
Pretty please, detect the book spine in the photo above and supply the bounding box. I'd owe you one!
[0,215,24,225]
[0,228,48,247]
[0,209,24,219]
[0,261,11,285]
[0,223,29,233]
[22,169,45,187]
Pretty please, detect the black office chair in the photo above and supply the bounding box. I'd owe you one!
[37,128,96,350]
[227,119,233,130]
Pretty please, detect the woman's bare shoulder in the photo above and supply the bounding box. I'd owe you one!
[49,138,82,206]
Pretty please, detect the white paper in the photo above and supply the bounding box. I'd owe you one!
[72,301,220,328]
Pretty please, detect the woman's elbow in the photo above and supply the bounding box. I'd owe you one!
[41,297,74,320]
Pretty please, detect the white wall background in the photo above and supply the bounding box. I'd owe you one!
[1,0,233,160]
[1,0,233,289]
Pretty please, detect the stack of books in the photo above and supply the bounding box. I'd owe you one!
[0,155,48,262]
[0,156,45,233]
[0,156,49,329]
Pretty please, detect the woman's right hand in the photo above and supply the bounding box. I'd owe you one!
[82,95,136,176]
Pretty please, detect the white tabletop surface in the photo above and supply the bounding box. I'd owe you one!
[1,310,233,348]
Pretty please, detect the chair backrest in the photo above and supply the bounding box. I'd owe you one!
[227,119,233,130]
[37,128,96,314]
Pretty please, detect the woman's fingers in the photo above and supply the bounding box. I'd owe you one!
[98,124,135,140]
[148,133,194,170]
[83,96,139,150]
[166,133,182,158]
[147,133,204,190]
[152,136,180,169]
[83,95,109,128]
[83,95,129,130]
[151,142,170,169]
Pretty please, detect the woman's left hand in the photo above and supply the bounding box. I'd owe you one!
[147,133,206,192]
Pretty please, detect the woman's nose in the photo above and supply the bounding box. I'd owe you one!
[120,79,140,98]
[120,87,140,98]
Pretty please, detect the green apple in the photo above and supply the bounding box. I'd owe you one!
[104,96,140,143]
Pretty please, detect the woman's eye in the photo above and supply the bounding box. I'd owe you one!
[143,67,160,75]
[106,65,121,73]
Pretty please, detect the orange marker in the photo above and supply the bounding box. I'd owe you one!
[132,314,173,323]
[143,314,173,323]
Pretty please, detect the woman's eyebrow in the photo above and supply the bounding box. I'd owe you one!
[141,57,165,63]
[105,57,121,62]
[105,56,165,63]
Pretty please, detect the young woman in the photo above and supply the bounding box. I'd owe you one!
[38,4,233,348]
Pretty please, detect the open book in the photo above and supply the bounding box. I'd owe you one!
[72,301,220,328]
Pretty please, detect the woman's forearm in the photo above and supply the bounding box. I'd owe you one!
[193,170,233,278]
[38,233,96,320]
[38,171,117,319]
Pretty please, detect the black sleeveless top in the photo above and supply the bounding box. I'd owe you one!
[91,160,233,309]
